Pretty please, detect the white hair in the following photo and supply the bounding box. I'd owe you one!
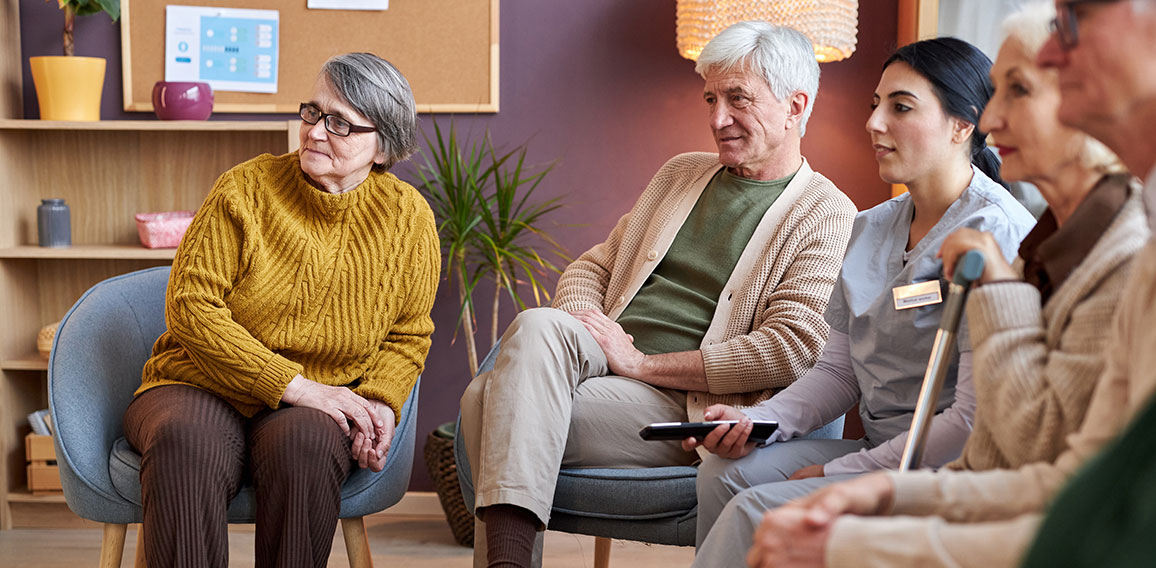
[694,21,820,137]
[1001,2,1124,173]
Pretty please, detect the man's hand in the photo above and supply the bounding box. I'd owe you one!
[788,464,825,481]
[350,399,396,472]
[746,507,829,568]
[282,374,383,440]
[570,309,647,377]
[681,404,758,459]
[938,228,1017,284]
[782,472,895,528]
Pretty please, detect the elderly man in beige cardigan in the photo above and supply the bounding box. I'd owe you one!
[458,21,856,568]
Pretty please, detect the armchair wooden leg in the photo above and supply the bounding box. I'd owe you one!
[341,516,374,568]
[594,536,611,568]
[134,523,147,568]
[99,523,127,568]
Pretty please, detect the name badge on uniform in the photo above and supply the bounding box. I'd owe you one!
[892,280,942,310]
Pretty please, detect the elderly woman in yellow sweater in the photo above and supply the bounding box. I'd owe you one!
[122,52,440,567]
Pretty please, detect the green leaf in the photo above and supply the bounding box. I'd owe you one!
[60,0,119,20]
[413,118,578,373]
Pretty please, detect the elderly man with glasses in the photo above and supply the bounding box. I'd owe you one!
[736,1,1156,567]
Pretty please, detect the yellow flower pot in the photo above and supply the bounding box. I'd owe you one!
[30,56,106,121]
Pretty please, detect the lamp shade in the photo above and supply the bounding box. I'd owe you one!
[676,0,859,62]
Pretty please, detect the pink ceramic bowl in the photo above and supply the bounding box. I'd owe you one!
[152,81,213,120]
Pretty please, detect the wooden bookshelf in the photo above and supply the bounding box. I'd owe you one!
[0,115,295,528]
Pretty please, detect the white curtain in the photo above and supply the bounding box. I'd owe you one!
[936,0,1029,59]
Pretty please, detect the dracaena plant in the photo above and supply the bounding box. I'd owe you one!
[415,120,570,377]
[49,0,121,57]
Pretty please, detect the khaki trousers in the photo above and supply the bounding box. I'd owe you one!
[459,308,698,527]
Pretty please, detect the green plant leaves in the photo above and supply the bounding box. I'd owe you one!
[415,119,572,372]
[62,0,120,21]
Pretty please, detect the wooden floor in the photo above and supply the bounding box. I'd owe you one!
[0,514,696,567]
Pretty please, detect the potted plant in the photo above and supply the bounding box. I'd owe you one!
[416,120,569,376]
[30,0,121,121]
[416,120,569,547]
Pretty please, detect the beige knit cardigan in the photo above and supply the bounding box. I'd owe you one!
[826,184,1150,568]
[552,152,856,419]
[950,180,1150,471]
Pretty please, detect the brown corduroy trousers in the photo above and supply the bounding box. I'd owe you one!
[123,385,354,568]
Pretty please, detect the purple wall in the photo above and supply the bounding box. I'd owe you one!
[20,0,897,491]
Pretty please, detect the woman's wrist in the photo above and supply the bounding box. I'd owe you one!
[281,374,308,404]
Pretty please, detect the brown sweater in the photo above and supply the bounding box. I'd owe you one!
[552,152,857,417]
[136,152,440,421]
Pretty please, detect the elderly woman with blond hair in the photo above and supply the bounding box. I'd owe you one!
[738,3,1150,567]
[123,52,439,567]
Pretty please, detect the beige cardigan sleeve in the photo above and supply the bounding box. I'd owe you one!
[952,276,1125,468]
[552,211,629,313]
[951,197,1146,471]
[827,513,1041,568]
[882,327,1129,522]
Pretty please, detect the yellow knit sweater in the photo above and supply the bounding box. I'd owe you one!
[137,152,440,422]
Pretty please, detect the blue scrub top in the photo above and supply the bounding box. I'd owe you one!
[824,166,1036,447]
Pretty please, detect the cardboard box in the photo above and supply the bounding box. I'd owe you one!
[25,433,55,462]
[25,433,61,495]
[26,463,62,494]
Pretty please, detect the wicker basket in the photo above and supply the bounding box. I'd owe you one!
[36,322,59,359]
[422,422,474,547]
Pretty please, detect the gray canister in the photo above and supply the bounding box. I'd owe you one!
[37,198,71,247]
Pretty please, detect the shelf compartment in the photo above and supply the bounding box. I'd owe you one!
[1,355,48,371]
[7,490,66,504]
[0,118,292,132]
[0,245,177,260]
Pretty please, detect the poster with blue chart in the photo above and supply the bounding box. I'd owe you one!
[165,5,280,94]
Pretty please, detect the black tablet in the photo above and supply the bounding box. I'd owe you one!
[638,420,778,443]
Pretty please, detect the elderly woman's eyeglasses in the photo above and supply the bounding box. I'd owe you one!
[1049,0,1122,50]
[299,103,376,137]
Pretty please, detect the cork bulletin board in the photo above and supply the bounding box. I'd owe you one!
[120,0,499,113]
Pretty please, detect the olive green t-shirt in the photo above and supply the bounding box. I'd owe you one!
[617,168,795,355]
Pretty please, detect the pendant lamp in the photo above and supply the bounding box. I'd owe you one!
[676,0,859,62]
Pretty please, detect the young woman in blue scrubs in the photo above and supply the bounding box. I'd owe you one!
[688,37,1038,564]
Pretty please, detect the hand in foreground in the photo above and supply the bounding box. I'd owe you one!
[788,464,825,481]
[938,228,1017,284]
[351,399,396,471]
[282,374,382,440]
[746,507,829,568]
[681,404,758,459]
[781,472,895,528]
[570,310,646,377]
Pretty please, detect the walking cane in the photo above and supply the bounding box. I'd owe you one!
[898,249,985,472]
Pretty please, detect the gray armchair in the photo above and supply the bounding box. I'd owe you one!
[47,266,420,568]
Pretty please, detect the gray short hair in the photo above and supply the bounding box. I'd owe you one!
[321,53,418,172]
[1001,3,1124,174]
[694,21,820,137]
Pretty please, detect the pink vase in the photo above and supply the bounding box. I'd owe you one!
[152,81,214,120]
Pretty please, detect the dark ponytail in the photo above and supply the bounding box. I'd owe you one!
[884,37,1008,189]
